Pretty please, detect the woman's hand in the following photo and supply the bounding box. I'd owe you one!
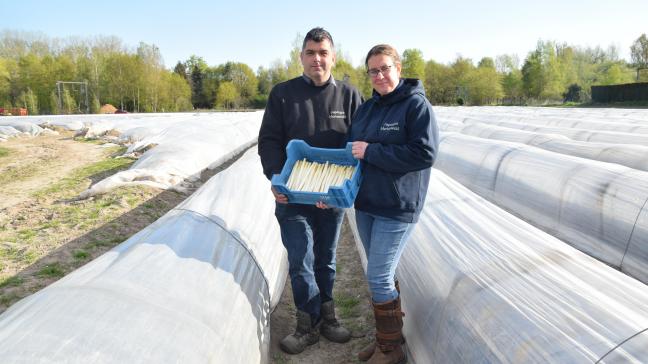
[352,141,368,160]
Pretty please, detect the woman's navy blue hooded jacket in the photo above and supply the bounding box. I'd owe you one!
[348,78,439,223]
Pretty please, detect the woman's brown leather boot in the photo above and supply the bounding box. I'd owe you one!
[358,281,405,362]
[365,296,406,364]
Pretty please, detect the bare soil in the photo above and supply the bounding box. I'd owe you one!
[0,133,106,209]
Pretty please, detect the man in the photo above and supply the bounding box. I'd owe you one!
[258,27,362,355]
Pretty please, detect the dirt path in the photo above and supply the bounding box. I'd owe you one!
[270,219,374,364]
[0,133,107,210]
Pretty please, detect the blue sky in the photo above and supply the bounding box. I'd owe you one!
[3,0,647,70]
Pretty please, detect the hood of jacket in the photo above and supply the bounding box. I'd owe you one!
[372,78,426,106]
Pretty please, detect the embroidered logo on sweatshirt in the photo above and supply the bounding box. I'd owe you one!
[329,111,346,119]
[380,122,400,132]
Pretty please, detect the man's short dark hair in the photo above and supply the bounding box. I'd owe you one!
[302,27,334,50]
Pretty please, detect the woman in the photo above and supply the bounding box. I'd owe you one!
[349,44,439,364]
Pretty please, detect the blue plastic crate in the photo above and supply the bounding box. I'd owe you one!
[271,139,362,208]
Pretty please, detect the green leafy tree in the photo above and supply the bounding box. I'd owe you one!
[19,88,38,114]
[161,72,192,111]
[221,62,258,105]
[501,70,524,103]
[256,66,272,96]
[49,90,60,114]
[631,33,648,81]
[61,88,76,114]
[532,41,565,101]
[401,49,425,80]
[477,57,495,69]
[0,58,10,107]
[332,59,358,86]
[173,61,187,80]
[496,54,523,103]
[268,59,289,86]
[450,57,475,104]
[355,65,373,98]
[471,60,503,105]
[186,55,208,108]
[286,34,303,79]
[201,66,221,109]
[424,60,454,104]
[522,49,543,99]
[215,81,239,109]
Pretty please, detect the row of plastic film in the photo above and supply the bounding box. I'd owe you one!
[349,169,648,363]
[434,105,648,125]
[0,118,54,140]
[436,106,648,146]
[0,148,287,363]
[0,112,263,196]
[76,112,263,197]
[437,119,648,172]
[434,132,648,285]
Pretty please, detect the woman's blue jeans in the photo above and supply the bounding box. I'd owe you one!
[275,203,344,322]
[355,210,415,303]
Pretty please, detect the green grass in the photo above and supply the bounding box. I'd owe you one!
[73,137,105,144]
[271,354,289,364]
[34,150,133,198]
[0,163,40,186]
[37,263,65,278]
[0,276,24,289]
[335,292,361,319]
[73,250,89,260]
[0,155,140,271]
[0,147,10,158]
[0,293,20,306]
[17,229,37,242]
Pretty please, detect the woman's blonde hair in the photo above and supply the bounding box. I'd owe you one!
[365,44,401,67]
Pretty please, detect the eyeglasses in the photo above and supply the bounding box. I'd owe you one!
[367,64,394,78]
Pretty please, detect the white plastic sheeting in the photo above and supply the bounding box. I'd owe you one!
[0,118,54,140]
[1,112,263,196]
[0,148,286,363]
[435,106,648,125]
[78,113,263,197]
[435,132,648,284]
[439,120,648,172]
[349,169,648,363]
[465,118,648,146]
[435,107,648,146]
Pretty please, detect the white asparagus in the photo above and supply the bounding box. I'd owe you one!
[286,160,357,192]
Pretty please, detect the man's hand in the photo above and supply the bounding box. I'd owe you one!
[315,201,330,209]
[271,186,288,204]
[352,141,368,160]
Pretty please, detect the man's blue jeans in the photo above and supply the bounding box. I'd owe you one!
[275,203,345,322]
[355,210,415,303]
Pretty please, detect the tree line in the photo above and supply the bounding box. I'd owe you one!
[2,30,648,115]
